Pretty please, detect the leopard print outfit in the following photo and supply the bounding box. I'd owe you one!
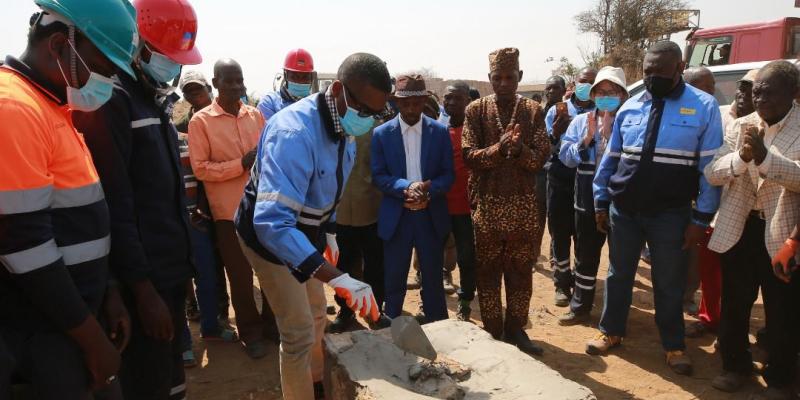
[462,95,550,338]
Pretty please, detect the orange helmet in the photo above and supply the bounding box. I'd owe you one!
[134,0,202,65]
[283,49,314,73]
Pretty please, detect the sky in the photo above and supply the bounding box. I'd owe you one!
[1,0,798,96]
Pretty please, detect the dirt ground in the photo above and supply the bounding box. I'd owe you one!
[185,233,775,400]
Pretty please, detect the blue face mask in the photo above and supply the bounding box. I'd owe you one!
[340,87,374,136]
[595,96,621,112]
[57,40,115,112]
[286,81,312,98]
[141,48,182,83]
[575,82,592,101]
[341,106,374,136]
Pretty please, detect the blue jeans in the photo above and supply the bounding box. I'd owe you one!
[188,221,222,336]
[599,204,689,351]
[451,214,476,302]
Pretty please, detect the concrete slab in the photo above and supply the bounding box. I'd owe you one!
[323,320,596,400]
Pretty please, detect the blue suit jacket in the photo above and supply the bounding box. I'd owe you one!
[371,115,454,241]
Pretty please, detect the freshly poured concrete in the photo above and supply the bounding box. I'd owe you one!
[323,320,596,400]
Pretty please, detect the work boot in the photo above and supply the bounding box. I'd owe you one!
[558,310,590,326]
[585,333,622,355]
[666,350,693,376]
[443,272,456,295]
[456,300,472,322]
[327,309,355,333]
[711,371,746,393]
[368,314,392,330]
[504,329,544,356]
[554,287,571,307]
[748,387,793,400]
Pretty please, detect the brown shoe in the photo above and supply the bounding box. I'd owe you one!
[585,333,622,355]
[666,350,693,376]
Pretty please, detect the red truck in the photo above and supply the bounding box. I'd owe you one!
[685,17,800,67]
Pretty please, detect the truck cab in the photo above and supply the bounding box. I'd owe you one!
[686,18,800,67]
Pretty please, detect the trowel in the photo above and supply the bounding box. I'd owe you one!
[391,316,437,361]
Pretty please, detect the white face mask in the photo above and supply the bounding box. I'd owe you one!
[57,39,115,112]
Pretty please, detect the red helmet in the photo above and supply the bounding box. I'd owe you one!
[283,48,314,73]
[134,0,202,65]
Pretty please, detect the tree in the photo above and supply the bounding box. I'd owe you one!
[575,0,691,80]
[552,57,579,84]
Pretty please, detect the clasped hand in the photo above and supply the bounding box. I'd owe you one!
[500,124,523,158]
[404,180,432,209]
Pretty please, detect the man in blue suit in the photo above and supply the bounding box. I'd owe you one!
[371,74,455,322]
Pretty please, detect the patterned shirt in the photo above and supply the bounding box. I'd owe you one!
[462,95,550,241]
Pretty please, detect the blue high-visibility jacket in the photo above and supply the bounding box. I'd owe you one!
[592,81,723,225]
[236,93,355,282]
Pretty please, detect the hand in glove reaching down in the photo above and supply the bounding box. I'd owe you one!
[327,273,379,322]
[324,233,339,266]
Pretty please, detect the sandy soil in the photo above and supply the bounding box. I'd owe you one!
[185,233,774,400]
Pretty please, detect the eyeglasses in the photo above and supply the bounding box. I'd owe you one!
[343,84,392,120]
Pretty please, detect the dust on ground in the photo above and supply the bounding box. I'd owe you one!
[186,233,771,400]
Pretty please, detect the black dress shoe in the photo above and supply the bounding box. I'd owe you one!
[504,329,544,356]
[327,309,355,333]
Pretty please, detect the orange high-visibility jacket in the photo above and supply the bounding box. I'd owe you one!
[0,58,110,331]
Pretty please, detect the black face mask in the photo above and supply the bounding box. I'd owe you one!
[644,74,676,98]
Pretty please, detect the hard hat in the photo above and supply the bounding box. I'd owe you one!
[283,49,314,73]
[35,0,139,78]
[133,0,202,65]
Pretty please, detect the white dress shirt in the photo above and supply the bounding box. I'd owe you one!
[399,115,423,182]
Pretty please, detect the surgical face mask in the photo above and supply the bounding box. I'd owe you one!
[340,87,374,137]
[595,96,621,112]
[575,82,592,101]
[644,74,676,98]
[141,47,182,83]
[57,39,115,112]
[286,81,311,98]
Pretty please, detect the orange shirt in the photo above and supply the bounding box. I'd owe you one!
[188,99,265,220]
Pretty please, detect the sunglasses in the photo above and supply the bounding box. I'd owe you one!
[343,84,393,120]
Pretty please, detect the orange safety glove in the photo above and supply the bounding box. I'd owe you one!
[772,238,799,284]
[327,273,379,322]
[323,233,339,266]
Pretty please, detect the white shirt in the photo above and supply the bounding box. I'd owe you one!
[731,104,795,210]
[399,115,423,182]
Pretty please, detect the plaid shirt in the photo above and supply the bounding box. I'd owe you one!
[325,86,344,136]
[705,104,800,257]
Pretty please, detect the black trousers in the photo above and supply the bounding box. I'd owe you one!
[719,215,800,387]
[571,210,607,313]
[334,223,385,316]
[548,173,577,291]
[120,284,187,400]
